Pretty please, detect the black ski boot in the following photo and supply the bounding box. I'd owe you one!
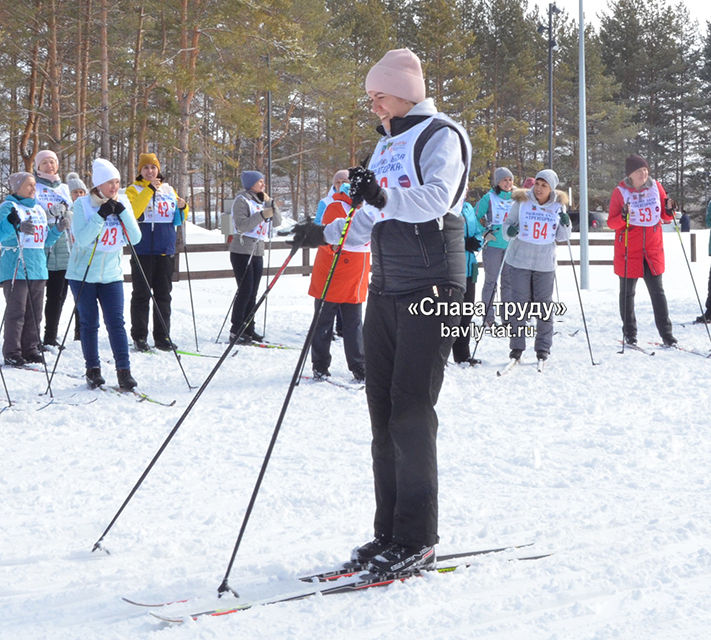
[367,542,436,576]
[86,367,105,389]
[117,369,137,390]
[536,350,549,361]
[509,348,523,360]
[350,534,390,568]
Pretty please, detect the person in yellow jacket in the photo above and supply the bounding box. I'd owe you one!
[125,153,188,352]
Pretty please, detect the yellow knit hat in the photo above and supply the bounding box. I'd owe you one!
[137,152,160,174]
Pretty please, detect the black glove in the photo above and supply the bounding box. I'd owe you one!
[348,166,385,208]
[255,191,265,203]
[289,221,326,249]
[464,236,482,252]
[7,207,21,229]
[506,224,519,238]
[665,198,678,214]
[97,199,125,219]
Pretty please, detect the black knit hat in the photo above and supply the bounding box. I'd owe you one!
[625,154,649,177]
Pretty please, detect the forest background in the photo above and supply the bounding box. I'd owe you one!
[1,0,710,228]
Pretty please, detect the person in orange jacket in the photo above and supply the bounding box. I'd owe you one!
[308,182,369,382]
[607,154,676,346]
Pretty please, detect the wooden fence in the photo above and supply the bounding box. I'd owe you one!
[122,233,697,282]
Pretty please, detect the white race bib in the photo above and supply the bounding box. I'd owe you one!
[17,203,49,249]
[237,196,269,239]
[135,185,178,224]
[489,192,513,225]
[518,200,561,245]
[618,185,661,227]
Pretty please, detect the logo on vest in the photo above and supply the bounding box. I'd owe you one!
[398,175,411,188]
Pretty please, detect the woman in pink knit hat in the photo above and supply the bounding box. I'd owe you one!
[291,48,472,577]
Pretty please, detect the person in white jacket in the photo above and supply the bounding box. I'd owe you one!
[67,159,141,390]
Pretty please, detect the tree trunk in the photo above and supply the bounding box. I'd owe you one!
[47,0,61,157]
[100,0,110,157]
[127,2,146,177]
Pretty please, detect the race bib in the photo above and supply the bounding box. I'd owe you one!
[623,186,661,227]
[142,191,177,224]
[489,192,513,225]
[19,206,49,249]
[518,201,560,245]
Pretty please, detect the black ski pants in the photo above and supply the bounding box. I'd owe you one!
[130,254,175,343]
[310,299,365,376]
[451,277,476,363]
[619,260,673,341]
[229,252,263,335]
[364,286,461,549]
[43,269,77,344]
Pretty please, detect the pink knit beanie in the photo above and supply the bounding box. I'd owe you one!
[365,48,426,104]
[34,149,59,171]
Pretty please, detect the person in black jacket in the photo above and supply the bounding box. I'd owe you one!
[291,48,471,576]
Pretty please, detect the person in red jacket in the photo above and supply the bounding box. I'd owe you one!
[607,154,677,346]
[308,183,369,382]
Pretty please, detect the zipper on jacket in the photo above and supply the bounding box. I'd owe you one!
[414,224,431,267]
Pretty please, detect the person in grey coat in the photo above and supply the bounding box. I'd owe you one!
[501,169,570,361]
[228,170,282,343]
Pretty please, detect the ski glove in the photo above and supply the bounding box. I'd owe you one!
[506,224,519,238]
[464,236,482,252]
[97,199,125,219]
[19,219,35,234]
[56,216,71,232]
[348,166,386,209]
[559,211,570,226]
[289,221,326,249]
[482,228,496,244]
[6,208,21,229]
[664,198,678,215]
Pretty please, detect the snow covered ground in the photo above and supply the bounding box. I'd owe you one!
[2,224,711,639]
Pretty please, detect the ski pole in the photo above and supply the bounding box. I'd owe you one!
[0,303,14,408]
[44,235,100,395]
[669,205,711,346]
[181,223,199,352]
[618,204,631,354]
[217,202,358,599]
[117,217,195,390]
[14,230,53,397]
[566,236,598,365]
[261,219,274,337]
[91,245,299,554]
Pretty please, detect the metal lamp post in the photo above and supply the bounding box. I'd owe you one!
[538,2,561,168]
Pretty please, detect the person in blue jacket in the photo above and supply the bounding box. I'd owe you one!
[125,152,188,352]
[1,172,68,366]
[451,197,483,365]
[476,167,515,325]
[66,159,141,390]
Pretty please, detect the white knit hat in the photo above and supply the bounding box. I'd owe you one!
[365,48,426,104]
[92,158,120,187]
[535,169,559,191]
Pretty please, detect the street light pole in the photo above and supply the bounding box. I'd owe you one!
[540,3,561,169]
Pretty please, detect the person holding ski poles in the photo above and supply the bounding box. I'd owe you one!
[66,159,141,390]
[308,179,368,383]
[1,172,68,366]
[125,152,188,352]
[292,48,471,576]
[228,170,281,344]
[476,167,515,326]
[32,150,75,349]
[501,169,571,362]
[607,154,676,347]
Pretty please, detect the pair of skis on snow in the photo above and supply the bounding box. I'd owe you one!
[123,542,550,624]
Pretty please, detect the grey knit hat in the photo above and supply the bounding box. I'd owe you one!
[66,172,88,193]
[493,167,513,186]
[535,169,559,191]
[8,172,33,194]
